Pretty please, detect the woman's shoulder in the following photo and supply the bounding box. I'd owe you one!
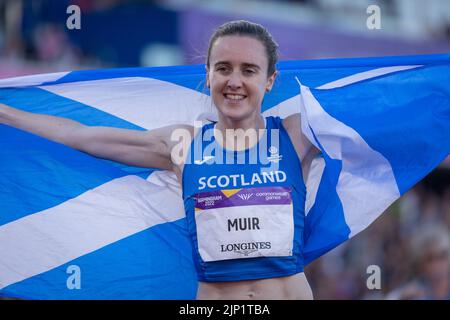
[280,113,301,131]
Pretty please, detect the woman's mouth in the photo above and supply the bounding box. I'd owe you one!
[223,93,246,101]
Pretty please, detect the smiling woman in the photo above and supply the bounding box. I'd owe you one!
[0,20,317,300]
[183,20,317,300]
[206,36,276,126]
[205,22,278,134]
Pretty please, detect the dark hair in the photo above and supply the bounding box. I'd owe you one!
[206,20,279,76]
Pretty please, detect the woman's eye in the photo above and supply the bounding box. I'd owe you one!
[216,66,228,72]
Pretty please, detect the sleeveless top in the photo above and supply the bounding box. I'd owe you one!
[182,116,306,282]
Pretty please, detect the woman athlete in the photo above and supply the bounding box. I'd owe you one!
[0,20,318,299]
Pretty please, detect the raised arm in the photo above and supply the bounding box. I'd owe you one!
[283,113,319,160]
[0,103,191,170]
[283,113,320,180]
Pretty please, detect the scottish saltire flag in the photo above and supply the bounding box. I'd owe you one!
[1,54,449,299]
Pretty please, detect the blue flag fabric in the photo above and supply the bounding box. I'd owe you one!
[0,54,449,299]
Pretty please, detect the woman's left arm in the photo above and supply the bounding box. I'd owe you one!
[282,113,320,181]
[282,113,319,161]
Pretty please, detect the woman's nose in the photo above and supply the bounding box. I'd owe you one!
[226,72,243,89]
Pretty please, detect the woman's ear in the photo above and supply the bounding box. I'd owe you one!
[265,71,278,92]
[206,66,210,88]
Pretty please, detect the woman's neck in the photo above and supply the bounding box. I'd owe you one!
[215,113,266,151]
[216,113,264,132]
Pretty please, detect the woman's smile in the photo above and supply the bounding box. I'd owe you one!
[223,93,247,106]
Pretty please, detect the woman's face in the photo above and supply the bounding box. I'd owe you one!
[206,35,277,122]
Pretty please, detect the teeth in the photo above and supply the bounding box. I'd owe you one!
[225,94,245,100]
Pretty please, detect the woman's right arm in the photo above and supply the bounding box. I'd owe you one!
[0,103,190,170]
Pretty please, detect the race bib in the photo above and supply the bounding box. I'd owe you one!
[194,186,294,262]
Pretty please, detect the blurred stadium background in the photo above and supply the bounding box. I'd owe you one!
[0,0,449,300]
